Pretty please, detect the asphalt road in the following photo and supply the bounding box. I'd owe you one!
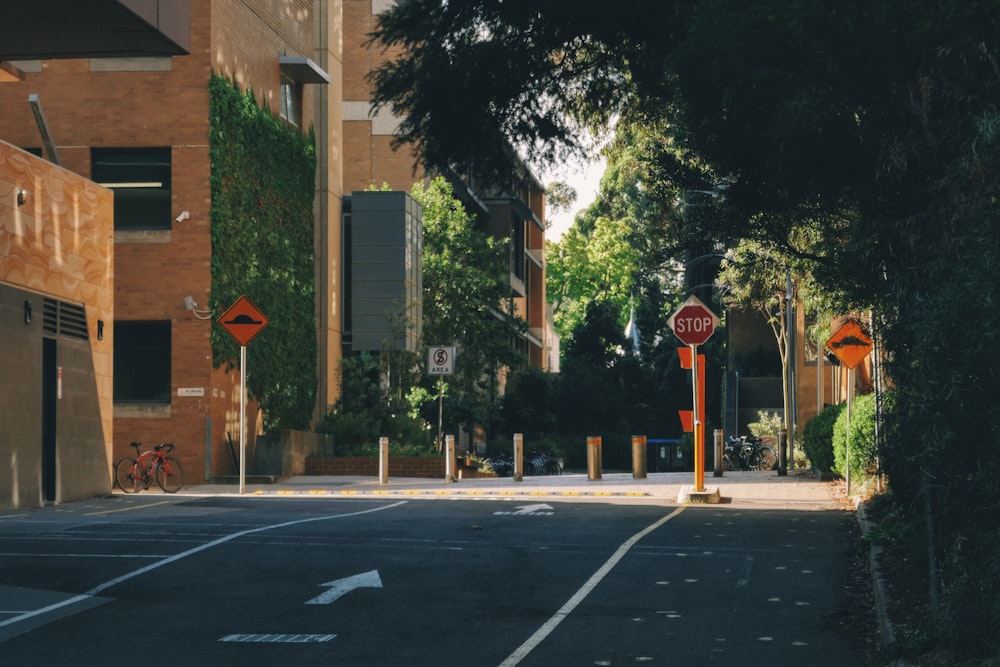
[0,493,862,666]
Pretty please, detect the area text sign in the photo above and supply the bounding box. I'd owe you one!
[219,295,269,347]
[428,346,456,375]
[825,319,873,370]
[668,295,720,346]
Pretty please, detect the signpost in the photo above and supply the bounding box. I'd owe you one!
[219,295,269,494]
[668,295,720,493]
[825,319,873,495]
[427,346,456,452]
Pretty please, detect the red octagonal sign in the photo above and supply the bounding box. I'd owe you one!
[668,295,720,346]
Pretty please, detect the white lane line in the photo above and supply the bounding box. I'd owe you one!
[498,506,686,667]
[220,633,336,643]
[0,501,408,631]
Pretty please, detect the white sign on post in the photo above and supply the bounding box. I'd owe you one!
[428,346,455,375]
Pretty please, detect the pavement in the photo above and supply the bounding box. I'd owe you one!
[168,468,845,509]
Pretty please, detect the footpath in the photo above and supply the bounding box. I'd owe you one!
[176,468,843,509]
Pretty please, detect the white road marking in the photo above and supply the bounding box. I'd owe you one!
[498,506,686,667]
[219,633,336,643]
[305,570,383,605]
[0,501,407,632]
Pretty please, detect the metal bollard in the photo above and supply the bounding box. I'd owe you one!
[777,428,787,476]
[378,436,389,485]
[631,435,647,479]
[513,433,524,481]
[587,436,602,481]
[445,435,457,482]
[713,429,724,477]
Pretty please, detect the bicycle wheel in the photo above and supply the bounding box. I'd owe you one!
[155,457,185,493]
[753,448,777,471]
[115,458,141,493]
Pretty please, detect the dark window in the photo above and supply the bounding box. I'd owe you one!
[280,73,301,127]
[92,148,171,230]
[114,321,171,403]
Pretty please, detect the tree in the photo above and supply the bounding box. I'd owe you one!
[546,214,640,341]
[412,177,527,439]
[372,5,1000,654]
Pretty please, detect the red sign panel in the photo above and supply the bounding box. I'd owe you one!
[825,319,873,370]
[668,295,720,346]
[218,295,269,347]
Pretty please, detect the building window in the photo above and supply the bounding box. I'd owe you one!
[114,321,171,403]
[92,148,171,230]
[280,73,301,127]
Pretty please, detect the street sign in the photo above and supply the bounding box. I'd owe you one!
[668,295,720,346]
[428,346,455,375]
[825,319,873,370]
[218,295,269,347]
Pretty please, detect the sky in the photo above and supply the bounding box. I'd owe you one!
[544,156,606,240]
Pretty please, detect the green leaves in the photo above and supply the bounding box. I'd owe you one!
[208,74,317,431]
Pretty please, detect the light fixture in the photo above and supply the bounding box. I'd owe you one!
[24,300,32,324]
[97,320,104,340]
[17,189,27,207]
[184,296,214,320]
[175,211,190,223]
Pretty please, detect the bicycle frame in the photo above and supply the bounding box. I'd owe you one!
[116,442,184,493]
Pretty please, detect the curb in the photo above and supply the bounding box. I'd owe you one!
[857,502,906,664]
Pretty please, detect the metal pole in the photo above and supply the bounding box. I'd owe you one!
[713,429,724,477]
[846,368,854,495]
[379,436,389,485]
[692,345,705,492]
[587,436,602,480]
[437,376,444,453]
[445,434,456,482]
[239,344,246,495]
[631,435,647,479]
[513,433,524,481]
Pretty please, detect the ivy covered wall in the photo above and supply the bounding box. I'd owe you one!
[208,73,317,431]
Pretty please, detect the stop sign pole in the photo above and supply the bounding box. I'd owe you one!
[668,295,721,492]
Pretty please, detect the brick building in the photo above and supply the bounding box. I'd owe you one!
[0,1,553,504]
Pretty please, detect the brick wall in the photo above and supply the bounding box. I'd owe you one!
[305,456,497,479]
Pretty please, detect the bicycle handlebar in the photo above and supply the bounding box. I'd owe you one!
[128,441,175,454]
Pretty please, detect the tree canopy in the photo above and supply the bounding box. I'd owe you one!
[372,2,1000,656]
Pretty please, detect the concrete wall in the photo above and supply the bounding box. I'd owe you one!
[0,141,114,508]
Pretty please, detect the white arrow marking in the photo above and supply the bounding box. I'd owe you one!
[513,504,554,515]
[306,570,383,605]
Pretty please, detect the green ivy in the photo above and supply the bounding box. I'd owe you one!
[208,73,317,431]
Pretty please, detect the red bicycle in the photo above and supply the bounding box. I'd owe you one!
[115,442,185,493]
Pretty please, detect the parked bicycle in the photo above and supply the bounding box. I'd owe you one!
[115,442,185,493]
[723,435,776,472]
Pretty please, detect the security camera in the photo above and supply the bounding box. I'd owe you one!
[175,211,190,223]
[184,296,197,311]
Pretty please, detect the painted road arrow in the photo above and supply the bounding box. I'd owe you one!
[493,503,555,516]
[305,570,383,605]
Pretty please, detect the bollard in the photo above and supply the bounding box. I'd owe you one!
[587,436,602,481]
[713,429,724,477]
[631,435,647,479]
[777,428,787,476]
[445,435,457,482]
[513,433,524,481]
[378,436,389,485]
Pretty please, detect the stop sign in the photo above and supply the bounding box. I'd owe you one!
[668,295,720,346]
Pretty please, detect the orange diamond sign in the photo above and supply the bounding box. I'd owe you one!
[825,319,873,370]
[218,295,269,346]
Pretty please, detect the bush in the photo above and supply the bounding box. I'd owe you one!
[832,392,878,483]
[802,402,845,473]
[747,410,784,439]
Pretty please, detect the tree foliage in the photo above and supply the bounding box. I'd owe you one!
[413,177,527,437]
[372,2,1000,656]
[208,73,317,431]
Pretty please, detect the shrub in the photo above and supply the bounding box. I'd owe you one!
[832,392,878,483]
[802,402,845,473]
